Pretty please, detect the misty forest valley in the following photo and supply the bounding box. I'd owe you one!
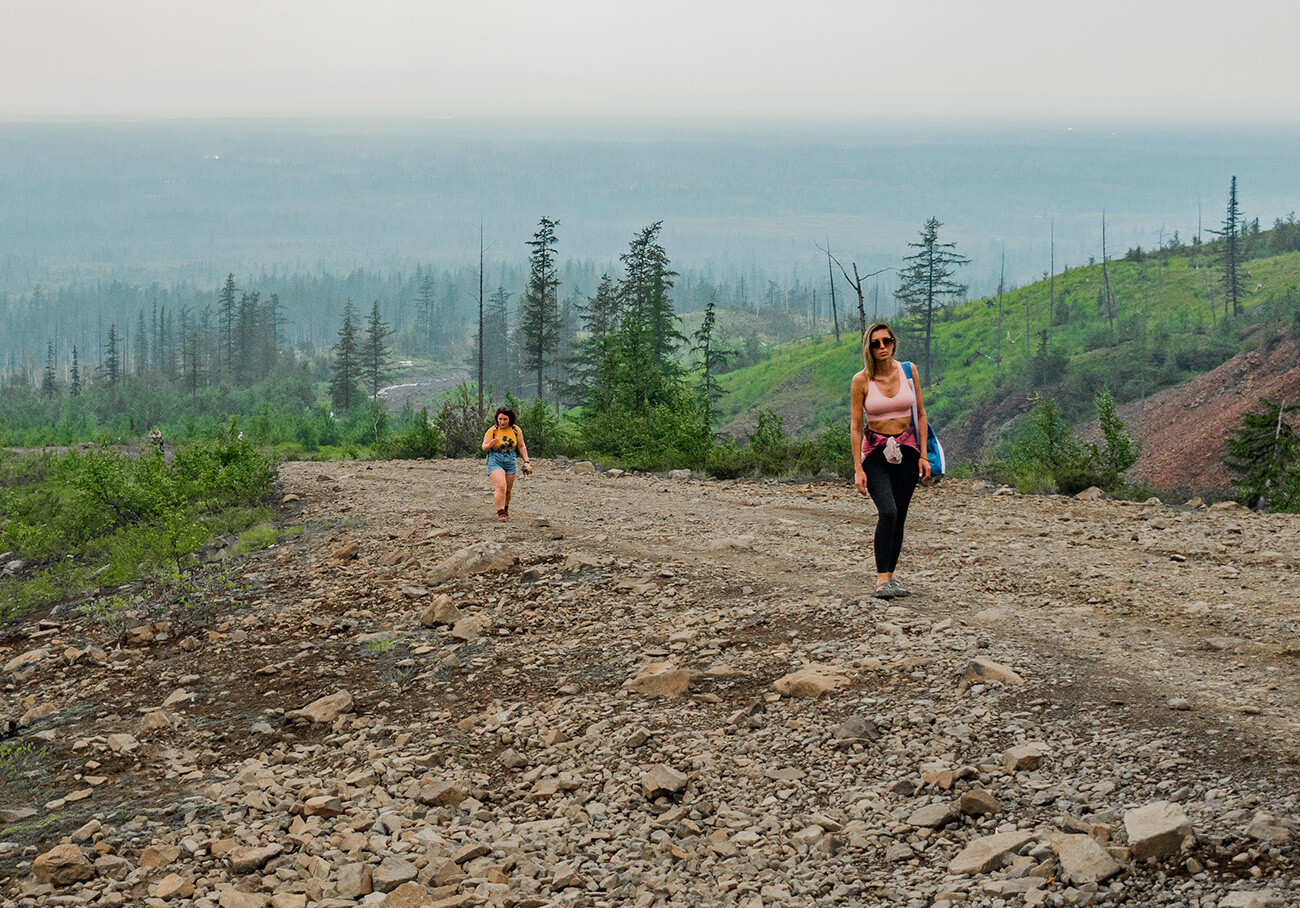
[3,117,1300,618]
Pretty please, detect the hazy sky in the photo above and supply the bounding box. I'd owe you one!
[3,0,1298,122]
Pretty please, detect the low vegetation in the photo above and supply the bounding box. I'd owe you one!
[0,427,279,624]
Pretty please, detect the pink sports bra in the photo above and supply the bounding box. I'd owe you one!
[864,363,915,421]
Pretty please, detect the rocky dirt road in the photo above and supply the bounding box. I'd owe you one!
[2,458,1299,907]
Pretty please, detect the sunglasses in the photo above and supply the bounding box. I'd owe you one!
[869,337,895,348]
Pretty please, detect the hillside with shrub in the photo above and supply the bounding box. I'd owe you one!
[714,220,1300,494]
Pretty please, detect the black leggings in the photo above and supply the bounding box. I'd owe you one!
[863,445,920,574]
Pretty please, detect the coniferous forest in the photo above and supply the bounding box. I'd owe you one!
[2,122,1300,513]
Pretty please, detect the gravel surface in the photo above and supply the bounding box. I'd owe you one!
[1,458,1298,908]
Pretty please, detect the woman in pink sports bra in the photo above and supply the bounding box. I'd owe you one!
[849,322,931,599]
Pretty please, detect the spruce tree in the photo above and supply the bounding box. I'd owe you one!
[235,290,260,385]
[895,217,968,381]
[41,341,57,398]
[181,310,202,400]
[217,273,238,381]
[329,300,363,412]
[134,309,149,376]
[361,300,393,401]
[691,296,735,424]
[519,217,561,401]
[414,274,437,356]
[616,222,681,390]
[482,287,513,397]
[1213,176,1244,319]
[1225,399,1299,512]
[562,273,620,406]
[102,323,121,388]
[70,345,81,396]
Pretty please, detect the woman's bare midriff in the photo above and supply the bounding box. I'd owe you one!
[868,417,911,435]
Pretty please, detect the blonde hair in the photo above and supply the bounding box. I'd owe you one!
[862,322,897,380]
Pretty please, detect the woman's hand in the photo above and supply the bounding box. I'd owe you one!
[918,457,932,481]
[523,461,533,475]
[854,470,868,495]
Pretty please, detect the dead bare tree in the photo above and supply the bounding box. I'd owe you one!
[1100,210,1117,338]
[817,240,841,344]
[816,241,890,339]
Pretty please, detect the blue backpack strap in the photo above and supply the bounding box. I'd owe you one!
[899,361,920,428]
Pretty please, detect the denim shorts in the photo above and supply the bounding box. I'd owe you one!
[486,451,517,475]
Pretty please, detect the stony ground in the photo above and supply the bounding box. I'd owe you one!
[2,457,1299,908]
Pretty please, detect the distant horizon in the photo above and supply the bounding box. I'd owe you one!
[7,2,1299,123]
[5,113,1300,131]
[3,118,1299,303]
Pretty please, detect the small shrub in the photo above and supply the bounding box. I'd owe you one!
[1225,398,1300,512]
[436,384,486,458]
[512,395,578,459]
[378,407,445,460]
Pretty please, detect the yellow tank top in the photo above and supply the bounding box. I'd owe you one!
[489,425,519,451]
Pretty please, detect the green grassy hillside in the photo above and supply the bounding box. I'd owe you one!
[714,235,1300,447]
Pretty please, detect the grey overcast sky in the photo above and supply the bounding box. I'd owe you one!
[3,0,1298,122]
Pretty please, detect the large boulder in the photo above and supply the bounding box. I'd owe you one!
[426,543,516,585]
[641,763,689,800]
[1124,800,1195,860]
[418,593,461,627]
[1050,833,1122,884]
[286,690,353,725]
[32,844,94,886]
[625,663,698,699]
[772,663,849,698]
[948,831,1036,875]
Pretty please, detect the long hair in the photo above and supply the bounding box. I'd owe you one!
[495,406,517,427]
[862,322,897,380]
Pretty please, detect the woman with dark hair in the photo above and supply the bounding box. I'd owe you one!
[481,406,532,522]
[850,322,930,598]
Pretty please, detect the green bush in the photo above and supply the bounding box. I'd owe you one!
[984,392,1141,496]
[1226,399,1300,512]
[512,395,579,459]
[1095,389,1141,490]
[982,395,1107,494]
[378,407,445,460]
[435,384,487,458]
[0,434,279,623]
[578,389,711,473]
[705,409,828,479]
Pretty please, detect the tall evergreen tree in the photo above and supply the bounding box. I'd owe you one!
[329,300,363,412]
[163,310,177,379]
[101,323,121,387]
[261,292,285,378]
[217,273,238,381]
[1213,175,1244,319]
[414,274,437,356]
[895,217,968,381]
[235,290,260,385]
[180,309,202,400]
[519,217,561,401]
[481,286,513,397]
[476,226,485,417]
[621,222,682,380]
[361,300,393,401]
[691,296,735,424]
[561,273,620,406]
[134,309,149,376]
[41,341,57,398]
[152,300,162,372]
[70,345,81,396]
